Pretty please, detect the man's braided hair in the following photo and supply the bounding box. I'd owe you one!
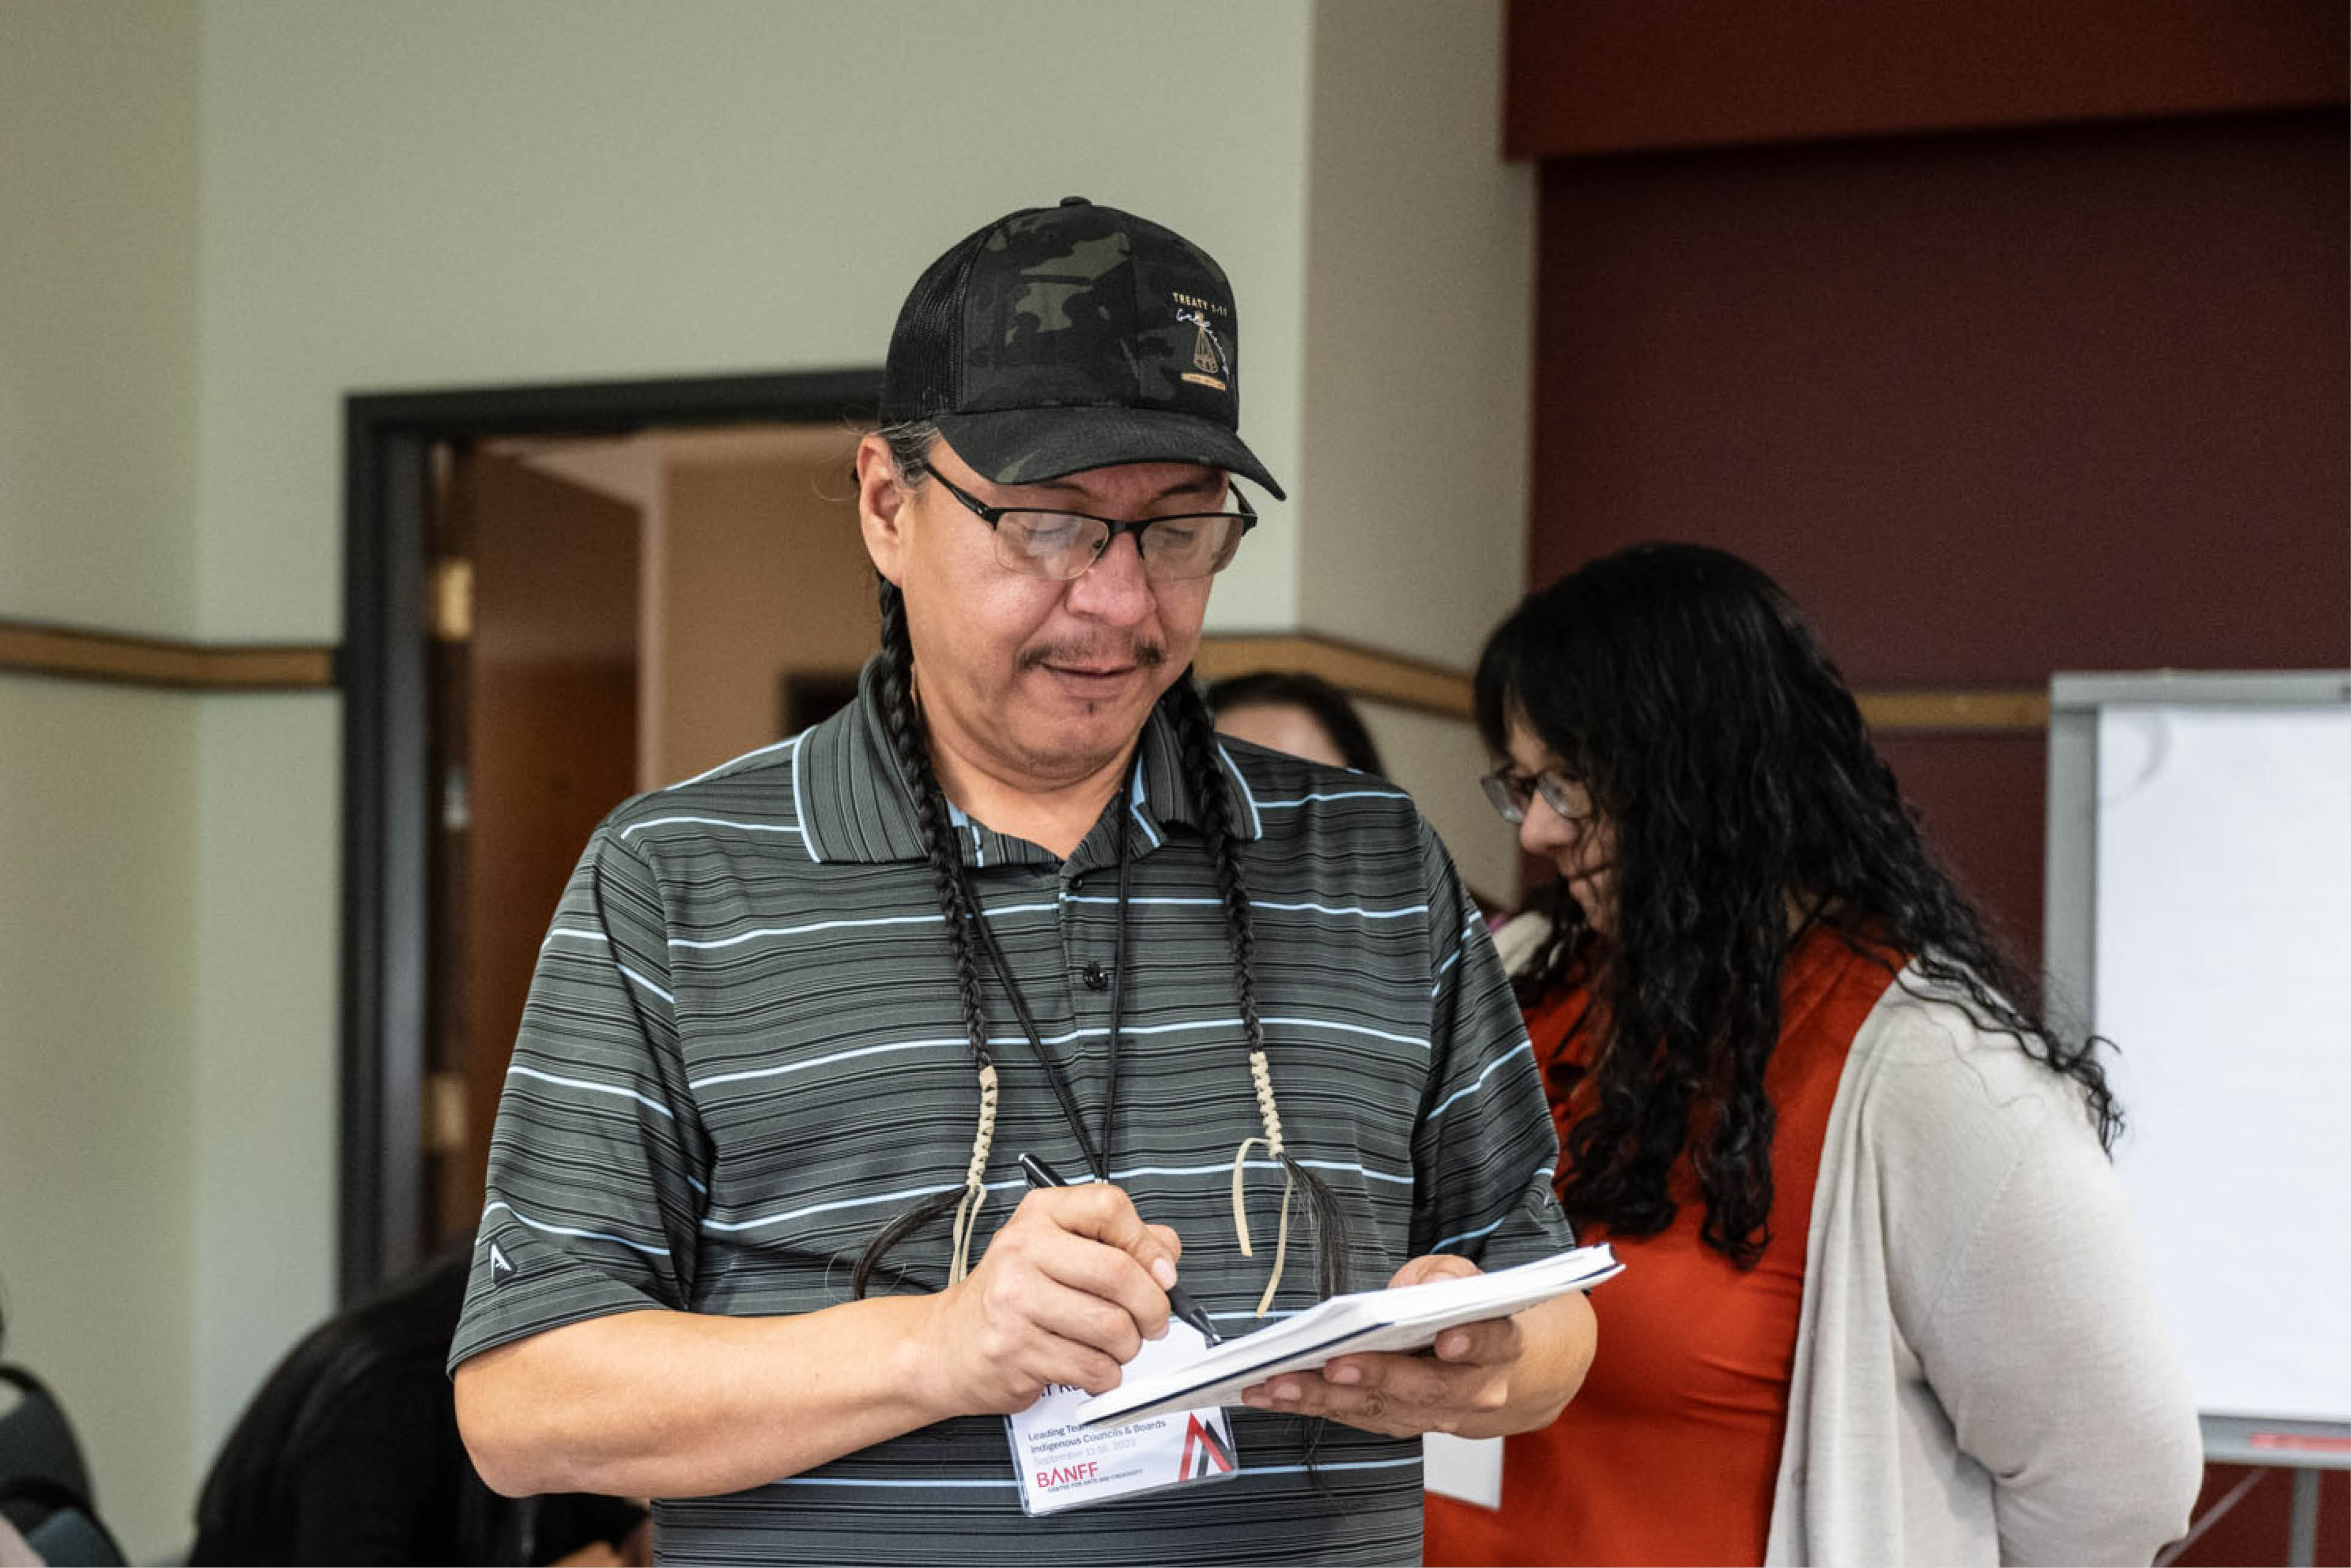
[849,421,1353,1305]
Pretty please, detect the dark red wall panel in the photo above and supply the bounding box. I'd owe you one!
[1524,109,2346,1003]
[1529,111,2349,689]
[1507,0,2347,159]
[1870,732,2049,964]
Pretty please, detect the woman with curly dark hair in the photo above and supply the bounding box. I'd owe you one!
[1424,543,2202,1566]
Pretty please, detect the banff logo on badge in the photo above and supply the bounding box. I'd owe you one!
[1178,1413,1235,1479]
[1006,1324,1242,1515]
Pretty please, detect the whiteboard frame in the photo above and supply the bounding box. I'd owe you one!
[2042,669,2351,1465]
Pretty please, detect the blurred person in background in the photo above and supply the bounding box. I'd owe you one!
[0,1297,45,1568]
[2,1288,122,1566]
[1424,542,2202,1566]
[190,1243,646,1566]
[1210,670,1522,923]
[1208,668,1385,775]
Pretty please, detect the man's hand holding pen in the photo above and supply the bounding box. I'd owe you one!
[1016,1152,1223,1345]
[912,1183,1185,1416]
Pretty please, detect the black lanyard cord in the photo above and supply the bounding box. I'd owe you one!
[956,757,1139,1185]
[1095,826,1134,1180]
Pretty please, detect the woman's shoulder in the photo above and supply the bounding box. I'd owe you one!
[1834,966,2125,1312]
[1842,965,2093,1150]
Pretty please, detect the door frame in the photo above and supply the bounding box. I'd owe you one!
[339,368,881,1304]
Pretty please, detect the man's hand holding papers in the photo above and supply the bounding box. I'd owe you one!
[1245,1253,1527,1438]
[1076,1244,1618,1440]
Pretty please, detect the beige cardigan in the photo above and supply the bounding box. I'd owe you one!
[1764,967,2205,1566]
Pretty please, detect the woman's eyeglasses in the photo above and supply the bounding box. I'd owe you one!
[1480,766,1595,825]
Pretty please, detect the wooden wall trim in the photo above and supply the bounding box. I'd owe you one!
[1856,689,2051,732]
[0,618,2047,730]
[1196,632,1475,719]
[1197,631,2047,733]
[0,617,336,691]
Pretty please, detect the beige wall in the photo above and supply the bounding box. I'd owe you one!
[189,0,1318,643]
[186,695,340,1520]
[2,2,1529,1551]
[0,683,203,1564]
[0,4,204,1560]
[0,0,199,635]
[1286,0,1531,895]
[1297,0,1534,674]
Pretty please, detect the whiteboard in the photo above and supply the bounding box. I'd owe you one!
[2046,673,2351,1428]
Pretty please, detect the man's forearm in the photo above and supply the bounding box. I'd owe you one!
[454,1187,1187,1498]
[455,1295,947,1498]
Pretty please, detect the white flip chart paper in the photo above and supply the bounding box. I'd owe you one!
[2094,703,2351,1422]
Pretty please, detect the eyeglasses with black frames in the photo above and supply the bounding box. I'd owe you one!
[928,470,1258,583]
[1480,766,1595,826]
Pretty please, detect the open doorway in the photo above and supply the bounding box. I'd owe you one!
[341,371,880,1302]
[427,448,643,1246]
[423,425,879,1246]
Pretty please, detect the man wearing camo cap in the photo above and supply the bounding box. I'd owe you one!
[450,197,1593,1564]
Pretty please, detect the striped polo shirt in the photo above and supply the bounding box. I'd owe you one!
[453,659,1572,1567]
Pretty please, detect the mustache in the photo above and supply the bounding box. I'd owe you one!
[1017,639,1168,673]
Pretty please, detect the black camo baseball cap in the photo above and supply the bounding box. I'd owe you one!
[879,197,1285,500]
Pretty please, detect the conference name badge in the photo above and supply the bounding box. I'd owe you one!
[1005,1323,1240,1515]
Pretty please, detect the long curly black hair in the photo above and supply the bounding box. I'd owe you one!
[1474,542,2121,1267]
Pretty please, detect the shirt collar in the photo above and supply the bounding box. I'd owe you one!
[796,655,1264,867]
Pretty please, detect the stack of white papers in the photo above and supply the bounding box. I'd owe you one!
[1078,1244,1621,1429]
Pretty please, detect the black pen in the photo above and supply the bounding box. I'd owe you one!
[1016,1151,1222,1347]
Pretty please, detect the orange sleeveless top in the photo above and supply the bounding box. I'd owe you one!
[1424,927,1900,1567]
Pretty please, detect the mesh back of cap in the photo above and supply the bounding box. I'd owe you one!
[880,216,1015,423]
